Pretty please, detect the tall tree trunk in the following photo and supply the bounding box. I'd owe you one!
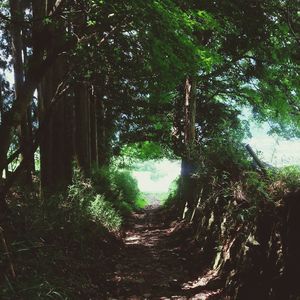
[0,0,25,211]
[39,62,74,198]
[0,0,75,189]
[9,0,33,186]
[0,78,9,182]
[0,0,44,208]
[9,1,33,177]
[90,88,98,167]
[0,77,5,180]
[38,0,73,198]
[181,76,197,219]
[95,88,107,167]
[0,77,9,211]
[74,83,91,175]
[23,43,35,175]
[38,69,54,198]
[0,77,3,134]
[9,0,23,94]
[183,76,196,146]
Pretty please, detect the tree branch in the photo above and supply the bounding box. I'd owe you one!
[48,0,65,17]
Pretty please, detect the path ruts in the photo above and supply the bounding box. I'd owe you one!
[104,207,222,300]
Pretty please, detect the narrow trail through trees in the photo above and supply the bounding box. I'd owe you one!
[104,207,222,300]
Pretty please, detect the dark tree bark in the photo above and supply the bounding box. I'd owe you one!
[0,0,46,204]
[38,0,74,198]
[183,76,196,146]
[74,83,91,175]
[9,0,33,186]
[96,87,108,167]
[10,0,35,186]
[0,0,27,210]
[0,78,9,183]
[23,43,35,175]
[180,76,197,219]
[38,56,73,198]
[0,77,3,129]
[0,0,77,188]
[90,88,98,167]
[0,77,5,193]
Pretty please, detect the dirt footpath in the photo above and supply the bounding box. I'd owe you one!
[104,207,222,299]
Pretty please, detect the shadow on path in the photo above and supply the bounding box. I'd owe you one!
[104,207,222,300]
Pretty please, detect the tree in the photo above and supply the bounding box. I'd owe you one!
[169,0,300,216]
[0,0,203,207]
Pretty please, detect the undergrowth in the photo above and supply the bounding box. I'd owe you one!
[164,139,300,298]
[91,165,147,212]
[68,168,122,231]
[162,178,180,208]
[0,163,144,299]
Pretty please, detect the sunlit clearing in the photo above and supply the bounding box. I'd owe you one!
[131,159,181,194]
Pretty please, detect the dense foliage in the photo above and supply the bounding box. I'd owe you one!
[0,0,299,298]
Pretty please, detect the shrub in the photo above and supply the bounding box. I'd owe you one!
[135,196,148,209]
[68,168,122,231]
[163,178,180,208]
[272,165,300,191]
[89,195,122,231]
[91,165,141,212]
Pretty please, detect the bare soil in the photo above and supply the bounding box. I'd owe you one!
[104,207,223,300]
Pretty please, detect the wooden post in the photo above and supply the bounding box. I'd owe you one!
[245,144,267,175]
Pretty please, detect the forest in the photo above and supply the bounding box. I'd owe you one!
[0,0,300,299]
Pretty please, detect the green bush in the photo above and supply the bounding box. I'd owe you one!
[68,168,122,231]
[163,178,180,207]
[244,171,270,201]
[91,165,142,212]
[89,195,122,231]
[113,170,139,206]
[272,165,300,191]
[135,196,148,209]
